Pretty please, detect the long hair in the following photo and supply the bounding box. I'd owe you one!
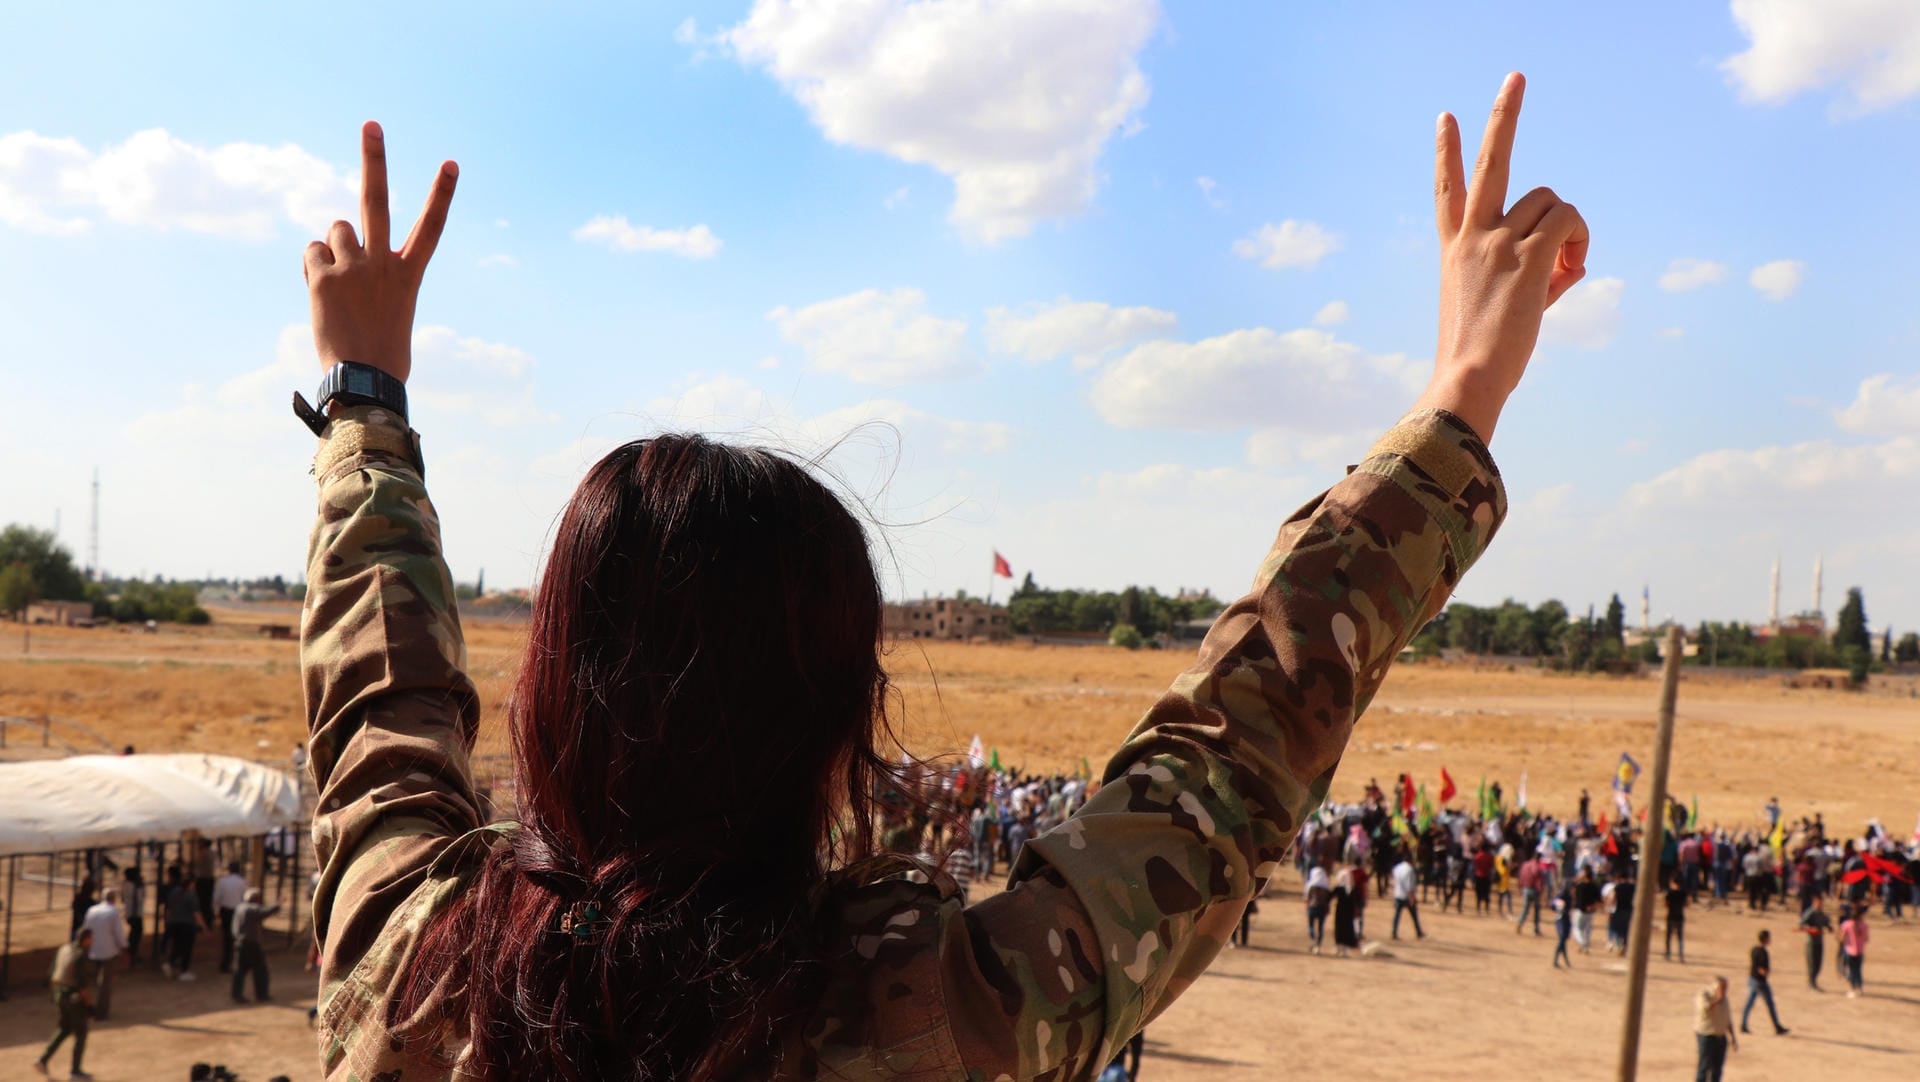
[398,434,901,1080]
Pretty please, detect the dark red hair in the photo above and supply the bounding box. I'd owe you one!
[399,434,901,1080]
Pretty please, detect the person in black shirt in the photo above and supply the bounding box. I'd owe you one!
[1798,896,1832,990]
[1664,875,1688,962]
[1740,929,1789,1035]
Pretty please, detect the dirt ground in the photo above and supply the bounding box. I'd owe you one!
[3,608,1917,1079]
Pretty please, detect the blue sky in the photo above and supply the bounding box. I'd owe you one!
[5,1,1920,633]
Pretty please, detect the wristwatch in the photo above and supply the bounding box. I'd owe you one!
[292,362,409,436]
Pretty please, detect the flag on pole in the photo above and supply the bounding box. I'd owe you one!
[1417,784,1434,831]
[1614,752,1641,793]
[1517,769,1528,810]
[1768,815,1785,861]
[1439,769,1457,805]
[991,551,1012,578]
[1596,813,1611,837]
[1689,795,1699,830]
[1400,775,1417,815]
[967,735,985,769]
[989,747,1002,773]
[1615,788,1632,821]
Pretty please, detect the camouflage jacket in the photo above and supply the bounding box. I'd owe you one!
[302,404,1504,1081]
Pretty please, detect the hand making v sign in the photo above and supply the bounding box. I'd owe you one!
[1412,72,1590,442]
[303,122,458,384]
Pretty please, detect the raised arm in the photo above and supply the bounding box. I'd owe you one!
[299,123,479,993]
[930,74,1588,1079]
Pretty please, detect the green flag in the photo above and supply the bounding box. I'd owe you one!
[1477,777,1488,821]
[989,748,1002,773]
[1417,783,1434,831]
[1690,795,1699,830]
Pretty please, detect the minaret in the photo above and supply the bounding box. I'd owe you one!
[1813,553,1824,618]
[1768,557,1780,627]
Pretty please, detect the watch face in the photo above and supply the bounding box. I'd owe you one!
[344,368,376,395]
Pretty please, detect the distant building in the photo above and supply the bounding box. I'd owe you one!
[884,597,1010,641]
[25,600,95,627]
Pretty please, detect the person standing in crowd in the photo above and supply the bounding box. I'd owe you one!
[79,888,127,1020]
[1331,863,1363,958]
[1551,882,1574,968]
[1304,864,1332,955]
[229,887,282,1004]
[1740,930,1789,1035]
[1798,895,1832,991]
[121,868,145,971]
[212,862,249,974]
[1693,975,1737,1082]
[1571,866,1600,954]
[1838,906,1868,998]
[68,876,98,941]
[1471,843,1494,915]
[1608,870,1636,955]
[33,928,97,1080]
[1664,874,1688,963]
[1391,848,1424,940]
[1516,852,1546,935]
[162,868,207,981]
[969,803,995,881]
[191,838,217,929]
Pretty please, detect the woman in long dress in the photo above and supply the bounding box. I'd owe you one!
[1333,864,1363,956]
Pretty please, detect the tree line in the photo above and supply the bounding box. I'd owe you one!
[1,524,210,624]
[1412,586,1914,678]
[1004,574,1224,646]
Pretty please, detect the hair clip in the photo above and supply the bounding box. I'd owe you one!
[561,899,610,943]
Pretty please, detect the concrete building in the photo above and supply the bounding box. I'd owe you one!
[884,597,1010,641]
[24,600,95,626]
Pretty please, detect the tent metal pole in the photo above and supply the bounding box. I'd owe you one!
[4,854,17,992]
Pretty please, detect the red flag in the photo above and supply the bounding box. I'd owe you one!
[1400,775,1416,815]
[1602,832,1619,856]
[1596,814,1611,836]
[1439,768,1456,805]
[991,551,1012,578]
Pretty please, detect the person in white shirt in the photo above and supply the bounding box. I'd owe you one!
[211,863,249,974]
[80,888,129,1020]
[1391,850,1425,940]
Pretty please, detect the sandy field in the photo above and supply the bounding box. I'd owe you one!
[3,607,1917,1079]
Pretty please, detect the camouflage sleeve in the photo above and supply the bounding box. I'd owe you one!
[300,404,483,999]
[941,409,1505,1079]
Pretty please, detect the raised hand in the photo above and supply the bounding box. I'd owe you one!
[303,122,458,383]
[1414,73,1588,442]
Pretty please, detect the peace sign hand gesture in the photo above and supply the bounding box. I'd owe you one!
[303,122,458,383]
[1414,73,1589,442]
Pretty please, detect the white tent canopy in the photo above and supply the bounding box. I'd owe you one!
[0,753,301,858]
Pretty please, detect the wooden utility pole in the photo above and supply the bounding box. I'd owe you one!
[1617,625,1685,1081]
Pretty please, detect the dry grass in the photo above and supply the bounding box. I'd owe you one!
[5,607,1918,830]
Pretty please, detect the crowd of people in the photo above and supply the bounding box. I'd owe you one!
[33,847,286,1079]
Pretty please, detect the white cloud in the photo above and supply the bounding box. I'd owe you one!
[572,214,722,259]
[1312,300,1350,327]
[884,185,911,210]
[1196,176,1223,209]
[0,128,352,239]
[723,0,1158,242]
[1655,326,1686,339]
[639,374,1011,494]
[1749,259,1806,301]
[1721,0,1920,112]
[1835,373,1920,435]
[478,253,517,268]
[412,325,535,379]
[1541,276,1624,350]
[1232,220,1341,270]
[1089,326,1425,432]
[1657,258,1728,292]
[985,298,1177,370]
[1242,427,1372,471]
[769,287,979,384]
[1629,436,1920,511]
